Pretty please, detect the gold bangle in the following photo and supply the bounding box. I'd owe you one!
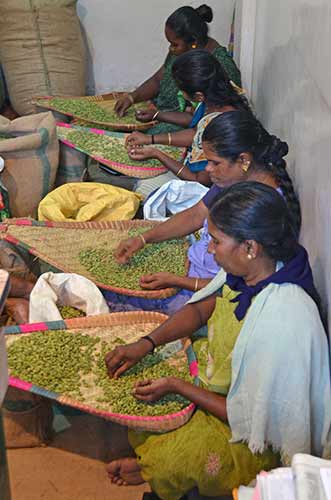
[168,132,172,146]
[194,278,199,291]
[127,93,135,105]
[138,233,146,246]
[177,165,186,177]
[152,110,160,121]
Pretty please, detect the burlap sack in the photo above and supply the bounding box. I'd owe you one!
[0,112,59,217]
[3,387,53,448]
[0,0,86,116]
[0,67,5,112]
[55,142,87,186]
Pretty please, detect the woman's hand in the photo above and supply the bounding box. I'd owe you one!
[114,96,133,117]
[133,377,176,402]
[135,108,158,123]
[114,236,144,264]
[105,341,151,378]
[125,131,151,147]
[140,272,179,290]
[128,146,159,161]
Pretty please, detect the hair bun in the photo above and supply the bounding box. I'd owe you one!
[195,4,213,23]
[267,136,288,164]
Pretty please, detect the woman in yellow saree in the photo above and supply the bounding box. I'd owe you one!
[105,182,331,499]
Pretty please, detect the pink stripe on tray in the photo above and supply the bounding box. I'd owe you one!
[90,128,106,135]
[189,360,199,377]
[14,219,33,226]
[94,157,165,172]
[9,377,33,391]
[57,122,71,128]
[61,139,76,149]
[20,322,50,333]
[4,235,20,245]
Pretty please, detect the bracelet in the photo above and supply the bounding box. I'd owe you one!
[176,165,186,177]
[138,233,146,246]
[168,132,172,146]
[152,110,160,121]
[141,335,156,353]
[194,278,199,292]
[127,93,135,105]
[151,134,155,145]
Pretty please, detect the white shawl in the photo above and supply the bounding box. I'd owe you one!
[188,269,331,459]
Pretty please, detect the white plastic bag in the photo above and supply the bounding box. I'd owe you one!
[143,180,209,221]
[29,272,109,323]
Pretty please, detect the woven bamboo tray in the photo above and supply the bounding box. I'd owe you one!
[31,93,156,132]
[0,219,189,299]
[57,123,184,179]
[5,311,198,432]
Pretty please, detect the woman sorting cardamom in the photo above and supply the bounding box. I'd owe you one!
[114,5,241,135]
[125,49,249,198]
[107,111,300,315]
[105,182,331,498]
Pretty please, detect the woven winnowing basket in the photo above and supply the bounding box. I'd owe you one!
[0,218,188,299]
[31,93,156,131]
[5,311,198,432]
[57,123,172,179]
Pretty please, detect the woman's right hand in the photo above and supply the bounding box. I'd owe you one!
[114,96,132,117]
[125,131,151,148]
[140,272,179,290]
[135,108,158,123]
[114,236,144,264]
[105,341,150,378]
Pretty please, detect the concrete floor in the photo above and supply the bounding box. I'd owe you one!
[5,411,232,500]
[6,413,150,500]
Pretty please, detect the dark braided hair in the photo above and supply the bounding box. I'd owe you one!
[202,110,302,236]
[166,5,213,47]
[209,181,298,262]
[172,50,250,112]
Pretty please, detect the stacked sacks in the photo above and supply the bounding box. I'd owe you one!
[0,0,86,116]
[0,67,5,113]
[0,0,87,186]
[0,112,59,218]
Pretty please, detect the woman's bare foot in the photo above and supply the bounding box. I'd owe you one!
[5,298,29,324]
[106,457,145,486]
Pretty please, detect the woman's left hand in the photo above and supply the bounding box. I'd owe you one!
[133,377,175,402]
[127,146,158,161]
[135,108,158,123]
[140,272,179,289]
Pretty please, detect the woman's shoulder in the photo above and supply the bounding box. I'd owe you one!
[261,283,324,338]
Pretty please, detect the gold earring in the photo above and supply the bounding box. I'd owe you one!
[242,161,251,173]
[192,43,197,49]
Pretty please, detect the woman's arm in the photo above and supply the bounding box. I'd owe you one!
[154,150,211,185]
[140,273,211,292]
[115,65,164,116]
[128,147,211,185]
[126,129,195,148]
[9,276,35,299]
[136,109,194,128]
[105,296,216,378]
[114,199,208,264]
[135,378,227,422]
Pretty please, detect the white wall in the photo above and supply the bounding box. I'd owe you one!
[240,0,331,329]
[77,0,235,94]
